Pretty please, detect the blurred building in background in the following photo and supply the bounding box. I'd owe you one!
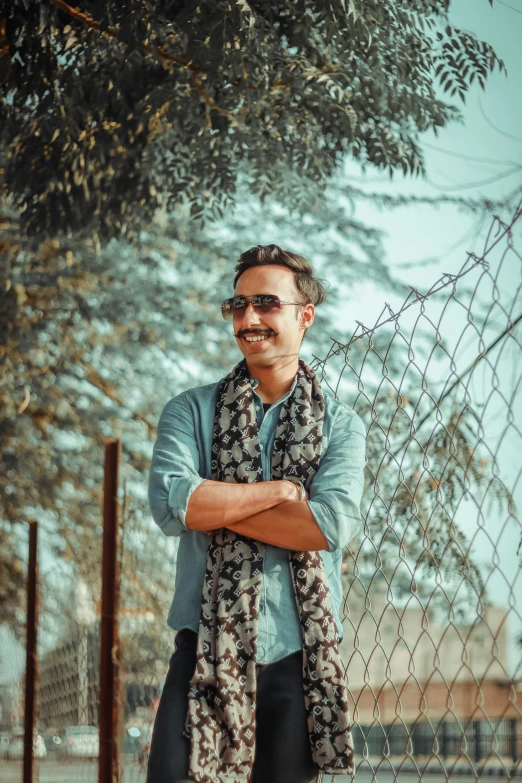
[339,588,520,764]
[39,630,99,730]
[341,590,518,725]
[37,628,162,732]
[0,681,23,733]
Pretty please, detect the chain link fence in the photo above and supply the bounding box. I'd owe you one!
[1,203,521,782]
[315,203,522,780]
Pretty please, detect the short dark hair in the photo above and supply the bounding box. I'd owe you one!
[233,244,328,306]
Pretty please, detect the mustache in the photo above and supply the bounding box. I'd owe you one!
[235,329,277,338]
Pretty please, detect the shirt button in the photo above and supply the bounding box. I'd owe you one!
[259,444,264,451]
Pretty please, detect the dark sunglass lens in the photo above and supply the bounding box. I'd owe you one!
[224,296,247,319]
[223,295,279,319]
[222,300,233,320]
[253,295,280,313]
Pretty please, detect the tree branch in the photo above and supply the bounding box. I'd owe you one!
[49,0,204,72]
[49,0,292,115]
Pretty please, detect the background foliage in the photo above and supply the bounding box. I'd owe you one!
[1,0,504,238]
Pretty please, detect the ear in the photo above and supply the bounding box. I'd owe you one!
[300,303,315,329]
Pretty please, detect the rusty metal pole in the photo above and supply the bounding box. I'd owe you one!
[98,439,121,783]
[23,520,38,783]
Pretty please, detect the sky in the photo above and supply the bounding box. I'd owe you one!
[343,0,521,322]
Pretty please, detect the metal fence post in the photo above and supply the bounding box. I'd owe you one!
[98,439,121,783]
[23,520,38,783]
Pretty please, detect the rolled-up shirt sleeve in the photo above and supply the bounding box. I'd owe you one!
[307,405,366,552]
[148,392,205,537]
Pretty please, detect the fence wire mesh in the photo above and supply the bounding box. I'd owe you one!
[1,203,521,783]
[312,203,522,780]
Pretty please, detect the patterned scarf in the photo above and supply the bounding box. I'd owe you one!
[184,358,355,782]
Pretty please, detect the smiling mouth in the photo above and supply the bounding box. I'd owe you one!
[241,333,274,344]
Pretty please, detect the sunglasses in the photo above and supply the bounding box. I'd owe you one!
[221,294,304,321]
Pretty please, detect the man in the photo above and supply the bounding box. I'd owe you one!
[147,244,366,783]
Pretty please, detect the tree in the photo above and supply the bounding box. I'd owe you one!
[0,0,504,239]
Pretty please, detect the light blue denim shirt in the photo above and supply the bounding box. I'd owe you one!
[148,371,366,664]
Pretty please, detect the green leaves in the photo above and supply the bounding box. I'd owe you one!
[0,0,504,240]
[434,23,505,104]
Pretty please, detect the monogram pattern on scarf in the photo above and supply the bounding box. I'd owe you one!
[184,359,355,782]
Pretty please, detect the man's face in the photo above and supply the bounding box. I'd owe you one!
[232,265,314,368]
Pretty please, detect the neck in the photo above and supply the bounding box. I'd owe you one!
[246,355,300,404]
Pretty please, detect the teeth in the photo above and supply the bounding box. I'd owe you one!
[244,334,271,343]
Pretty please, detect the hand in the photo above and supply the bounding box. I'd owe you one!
[283,480,310,503]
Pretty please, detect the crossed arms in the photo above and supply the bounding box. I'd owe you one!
[185,479,329,551]
[148,391,366,554]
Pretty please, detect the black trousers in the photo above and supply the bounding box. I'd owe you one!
[146,629,318,783]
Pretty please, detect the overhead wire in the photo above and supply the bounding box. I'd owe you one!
[497,0,522,16]
[427,167,522,192]
[479,99,522,144]
[423,141,519,168]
